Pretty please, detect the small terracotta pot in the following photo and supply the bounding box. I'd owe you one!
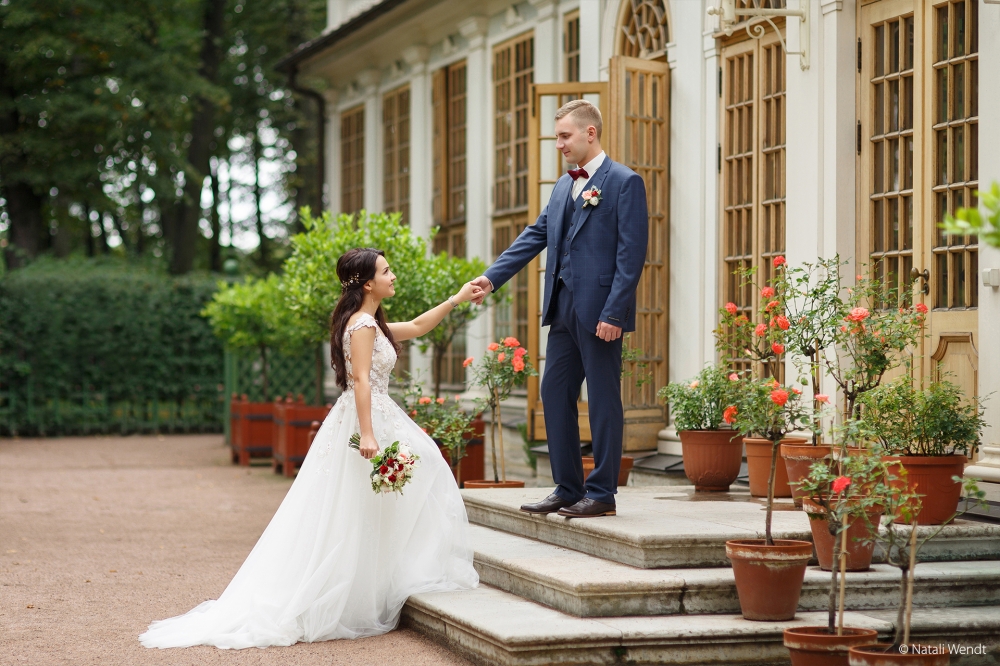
[725,538,813,621]
[782,443,833,507]
[679,430,744,491]
[582,455,634,487]
[462,480,525,489]
[783,626,879,666]
[803,499,882,571]
[848,644,949,665]
[882,455,967,525]
[745,437,806,498]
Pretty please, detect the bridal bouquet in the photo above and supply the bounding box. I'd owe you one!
[349,434,419,494]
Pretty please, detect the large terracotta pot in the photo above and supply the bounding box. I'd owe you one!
[582,455,634,487]
[436,438,486,487]
[782,443,833,507]
[848,644,949,665]
[462,480,525,489]
[725,538,813,621]
[882,455,967,525]
[803,498,882,571]
[783,626,879,666]
[679,430,744,491]
[745,437,806,498]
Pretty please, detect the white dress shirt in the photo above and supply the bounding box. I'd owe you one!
[572,151,607,200]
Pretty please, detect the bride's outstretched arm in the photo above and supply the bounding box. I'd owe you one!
[349,326,379,459]
[388,281,483,341]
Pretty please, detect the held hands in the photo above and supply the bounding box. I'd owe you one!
[469,276,494,305]
[596,321,622,342]
[454,280,487,305]
[359,433,379,460]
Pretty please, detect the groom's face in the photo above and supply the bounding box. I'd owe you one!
[555,114,596,167]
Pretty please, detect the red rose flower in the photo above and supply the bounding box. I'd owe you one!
[761,286,775,299]
[915,303,928,314]
[723,405,738,424]
[771,342,785,355]
[725,302,738,315]
[773,315,790,330]
[770,389,789,406]
[832,476,851,494]
[388,474,396,483]
[379,465,389,474]
[773,255,786,267]
[503,337,520,347]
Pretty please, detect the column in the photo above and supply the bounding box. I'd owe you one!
[531,0,559,84]
[402,45,434,382]
[459,17,490,387]
[965,6,1000,490]
[323,89,341,216]
[578,0,601,81]
[359,69,382,214]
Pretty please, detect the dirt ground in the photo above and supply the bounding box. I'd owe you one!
[0,434,474,666]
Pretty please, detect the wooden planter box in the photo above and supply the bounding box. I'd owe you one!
[437,438,486,487]
[272,395,331,478]
[230,394,274,466]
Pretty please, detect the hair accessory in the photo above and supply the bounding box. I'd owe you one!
[342,274,361,288]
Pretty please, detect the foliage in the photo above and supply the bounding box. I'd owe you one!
[469,337,537,482]
[517,421,539,473]
[621,333,653,390]
[400,382,476,473]
[0,257,223,434]
[857,378,986,457]
[657,365,741,432]
[941,181,1000,248]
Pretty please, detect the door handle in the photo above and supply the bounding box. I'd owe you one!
[909,267,930,295]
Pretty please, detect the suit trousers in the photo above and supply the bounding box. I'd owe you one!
[541,280,624,505]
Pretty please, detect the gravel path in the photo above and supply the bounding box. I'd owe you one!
[0,434,473,666]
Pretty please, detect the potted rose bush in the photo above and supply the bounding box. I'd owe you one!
[402,384,483,487]
[724,377,821,621]
[858,378,986,525]
[465,337,537,488]
[658,365,743,491]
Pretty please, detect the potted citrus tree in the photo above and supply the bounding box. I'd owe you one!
[859,378,986,525]
[658,365,743,491]
[465,337,537,488]
[847,474,986,665]
[724,377,821,621]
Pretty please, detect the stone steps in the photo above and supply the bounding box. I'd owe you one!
[461,486,1000,568]
[469,524,1000,618]
[403,585,1000,666]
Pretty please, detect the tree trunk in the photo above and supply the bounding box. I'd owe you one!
[2,181,44,269]
[209,157,222,271]
[169,0,226,275]
[83,204,95,257]
[260,345,269,401]
[96,212,110,254]
[252,132,268,268]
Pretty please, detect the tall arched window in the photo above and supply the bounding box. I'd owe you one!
[618,0,670,59]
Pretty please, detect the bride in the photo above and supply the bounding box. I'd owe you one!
[140,247,481,649]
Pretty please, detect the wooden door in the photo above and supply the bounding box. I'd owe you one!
[526,82,607,441]
[857,0,979,408]
[608,55,670,451]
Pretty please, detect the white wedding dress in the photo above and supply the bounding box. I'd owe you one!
[140,313,478,649]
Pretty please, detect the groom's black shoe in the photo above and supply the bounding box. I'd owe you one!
[557,498,617,518]
[520,493,577,514]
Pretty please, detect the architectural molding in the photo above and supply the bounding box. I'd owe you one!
[458,16,489,49]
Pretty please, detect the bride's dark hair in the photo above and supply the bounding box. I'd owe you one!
[329,248,400,390]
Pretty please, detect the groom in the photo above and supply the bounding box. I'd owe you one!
[471,99,647,518]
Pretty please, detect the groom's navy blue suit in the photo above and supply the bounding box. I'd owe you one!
[484,156,648,504]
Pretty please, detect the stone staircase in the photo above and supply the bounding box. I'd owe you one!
[402,486,1000,665]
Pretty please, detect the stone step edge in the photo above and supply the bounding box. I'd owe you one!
[402,585,1000,666]
[471,525,1000,618]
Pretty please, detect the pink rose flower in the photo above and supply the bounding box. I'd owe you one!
[761,286,775,299]
[725,302,738,315]
[815,394,830,404]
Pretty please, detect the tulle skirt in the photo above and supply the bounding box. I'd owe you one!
[139,390,478,649]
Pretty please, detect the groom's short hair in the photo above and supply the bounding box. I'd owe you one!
[555,99,602,139]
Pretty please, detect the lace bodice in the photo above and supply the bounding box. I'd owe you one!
[343,313,397,395]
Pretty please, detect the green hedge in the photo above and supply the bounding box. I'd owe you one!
[0,259,225,436]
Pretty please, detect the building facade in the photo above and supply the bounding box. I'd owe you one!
[282,0,1000,488]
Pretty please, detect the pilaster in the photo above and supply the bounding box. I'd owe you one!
[578,0,601,81]
[323,89,341,216]
[531,0,559,84]
[359,69,382,214]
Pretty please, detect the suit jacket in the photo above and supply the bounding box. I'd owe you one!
[484,157,648,332]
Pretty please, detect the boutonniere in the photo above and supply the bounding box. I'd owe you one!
[581,187,602,208]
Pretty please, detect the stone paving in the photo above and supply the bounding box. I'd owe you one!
[0,434,473,666]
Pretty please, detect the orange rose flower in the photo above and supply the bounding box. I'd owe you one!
[725,302,738,315]
[761,286,775,299]
[755,323,767,337]
[418,396,432,405]
[771,342,785,355]
[773,315,790,330]
[723,405,738,424]
[773,255,786,267]
[463,357,474,367]
[770,389,789,406]
[503,337,520,347]
[487,342,500,351]
[497,353,505,362]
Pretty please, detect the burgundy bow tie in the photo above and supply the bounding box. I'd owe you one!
[568,168,589,181]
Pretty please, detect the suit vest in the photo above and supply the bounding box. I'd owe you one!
[556,186,580,291]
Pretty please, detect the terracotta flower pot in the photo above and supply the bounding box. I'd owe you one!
[803,498,882,571]
[725,538,813,621]
[679,430,744,491]
[882,454,967,525]
[582,455,634,487]
[848,644,949,665]
[745,437,806,498]
[783,626,879,666]
[462,480,526,489]
[782,443,833,507]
